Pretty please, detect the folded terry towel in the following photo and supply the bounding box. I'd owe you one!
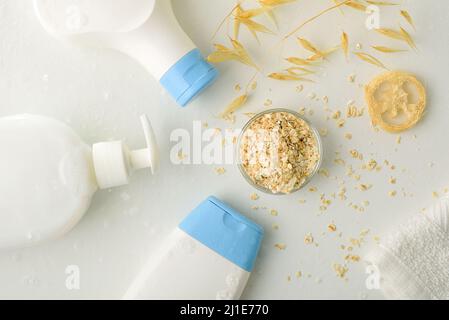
[366,196,449,300]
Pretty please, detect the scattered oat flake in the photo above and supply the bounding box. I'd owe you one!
[304,233,314,245]
[275,243,287,250]
[331,110,340,120]
[359,184,372,191]
[250,193,260,200]
[319,128,328,137]
[251,81,258,90]
[389,190,397,197]
[345,254,361,263]
[347,105,364,118]
[333,263,348,279]
[336,119,345,128]
[264,99,273,107]
[349,149,363,160]
[319,168,329,177]
[360,228,370,237]
[365,159,378,171]
[177,151,187,161]
[215,167,226,175]
[328,223,337,232]
[270,209,279,216]
[433,191,439,198]
[348,74,356,83]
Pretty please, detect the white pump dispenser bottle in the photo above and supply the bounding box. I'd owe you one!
[0,114,158,249]
[33,0,219,106]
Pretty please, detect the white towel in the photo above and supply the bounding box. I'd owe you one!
[366,196,449,300]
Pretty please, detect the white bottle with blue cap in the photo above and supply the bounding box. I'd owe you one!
[124,196,264,300]
[34,0,219,106]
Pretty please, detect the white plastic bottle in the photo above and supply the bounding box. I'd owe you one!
[124,196,264,300]
[0,114,158,249]
[34,0,218,106]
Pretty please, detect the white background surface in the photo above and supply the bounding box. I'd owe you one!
[0,0,448,300]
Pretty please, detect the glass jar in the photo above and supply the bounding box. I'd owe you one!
[237,108,323,195]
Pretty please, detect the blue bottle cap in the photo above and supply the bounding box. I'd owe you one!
[160,49,218,107]
[179,196,264,272]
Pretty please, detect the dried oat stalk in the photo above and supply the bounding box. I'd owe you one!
[354,52,388,69]
[371,46,406,53]
[375,27,416,50]
[400,10,415,29]
[220,94,249,121]
[233,4,274,42]
[207,39,259,70]
[341,32,349,60]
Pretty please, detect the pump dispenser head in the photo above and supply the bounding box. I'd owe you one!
[92,115,158,189]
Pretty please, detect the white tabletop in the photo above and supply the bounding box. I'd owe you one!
[0,0,447,299]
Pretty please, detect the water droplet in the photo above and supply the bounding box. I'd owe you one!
[226,274,240,288]
[22,275,39,287]
[11,253,21,262]
[123,207,139,217]
[65,5,89,31]
[120,192,131,201]
[179,239,196,254]
[216,290,232,300]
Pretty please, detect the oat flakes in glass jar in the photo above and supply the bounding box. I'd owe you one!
[237,109,323,195]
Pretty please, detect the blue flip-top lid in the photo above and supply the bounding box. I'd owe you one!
[160,49,218,107]
[179,196,264,272]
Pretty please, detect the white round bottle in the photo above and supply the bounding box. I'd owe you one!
[0,114,158,249]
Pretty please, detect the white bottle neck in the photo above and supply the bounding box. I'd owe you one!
[107,0,196,80]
